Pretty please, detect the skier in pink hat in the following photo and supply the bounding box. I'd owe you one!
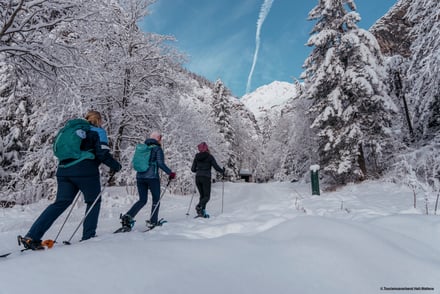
[191,142,224,218]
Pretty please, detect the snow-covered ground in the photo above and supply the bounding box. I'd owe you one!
[1,180,439,294]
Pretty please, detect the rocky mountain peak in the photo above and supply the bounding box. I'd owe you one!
[370,0,414,57]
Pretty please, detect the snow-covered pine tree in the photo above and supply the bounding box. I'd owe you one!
[384,0,440,202]
[384,55,414,143]
[0,56,24,198]
[230,101,262,183]
[212,79,238,179]
[405,0,440,143]
[302,0,397,186]
[276,94,316,181]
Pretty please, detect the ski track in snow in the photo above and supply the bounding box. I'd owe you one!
[1,181,440,294]
[0,181,438,245]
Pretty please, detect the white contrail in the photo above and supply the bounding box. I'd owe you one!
[246,0,274,94]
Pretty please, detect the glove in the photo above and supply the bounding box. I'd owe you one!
[110,161,122,173]
[110,167,120,174]
[169,172,176,180]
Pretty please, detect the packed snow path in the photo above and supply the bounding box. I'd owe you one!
[1,181,439,294]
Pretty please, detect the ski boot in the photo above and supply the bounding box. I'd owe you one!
[17,235,45,251]
[196,207,210,218]
[201,209,210,218]
[196,206,203,217]
[146,218,167,230]
[114,214,135,233]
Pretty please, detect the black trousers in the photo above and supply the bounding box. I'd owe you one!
[195,176,211,211]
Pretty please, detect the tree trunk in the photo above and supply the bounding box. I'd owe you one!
[394,71,414,140]
[357,143,367,180]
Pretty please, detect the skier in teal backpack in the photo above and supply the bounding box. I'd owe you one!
[118,131,175,232]
[19,110,121,250]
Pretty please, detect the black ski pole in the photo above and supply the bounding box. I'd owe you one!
[221,174,225,214]
[63,174,114,245]
[186,190,195,216]
[186,177,196,216]
[53,191,82,243]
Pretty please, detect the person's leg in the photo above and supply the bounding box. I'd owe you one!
[148,178,161,224]
[126,179,149,218]
[199,177,211,211]
[76,176,101,240]
[195,176,204,215]
[26,177,77,241]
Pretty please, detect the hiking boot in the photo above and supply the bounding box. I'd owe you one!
[196,208,210,218]
[201,209,210,218]
[120,214,135,229]
[196,205,203,216]
[146,218,166,229]
[80,235,96,242]
[147,222,156,229]
[17,235,44,251]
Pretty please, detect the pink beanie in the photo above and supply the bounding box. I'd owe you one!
[197,142,209,153]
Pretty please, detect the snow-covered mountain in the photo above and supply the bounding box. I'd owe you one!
[239,81,308,182]
[241,81,298,119]
[370,0,413,58]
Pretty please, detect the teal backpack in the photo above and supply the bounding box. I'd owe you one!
[53,118,95,168]
[132,143,156,172]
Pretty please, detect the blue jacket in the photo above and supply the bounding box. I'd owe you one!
[136,138,171,179]
[90,126,109,145]
[56,127,121,177]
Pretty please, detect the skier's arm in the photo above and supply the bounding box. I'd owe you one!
[88,130,121,172]
[210,155,224,174]
[191,157,197,172]
[155,147,172,175]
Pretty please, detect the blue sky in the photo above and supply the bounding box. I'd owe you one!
[140,0,396,97]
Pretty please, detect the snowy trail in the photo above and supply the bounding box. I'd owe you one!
[1,181,440,294]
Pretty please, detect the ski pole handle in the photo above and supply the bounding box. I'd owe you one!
[107,172,115,184]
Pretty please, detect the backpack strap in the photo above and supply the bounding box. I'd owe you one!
[148,144,158,172]
[59,152,95,168]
